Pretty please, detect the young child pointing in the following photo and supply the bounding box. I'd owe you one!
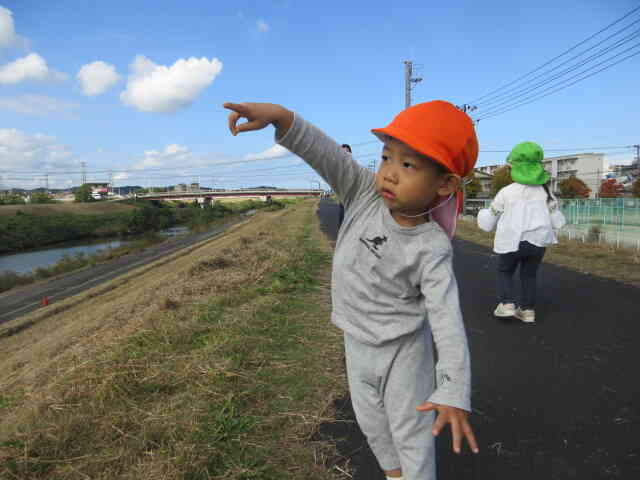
[224,101,479,480]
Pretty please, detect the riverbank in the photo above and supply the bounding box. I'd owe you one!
[0,199,346,479]
[0,234,166,295]
[0,198,280,254]
[0,201,137,217]
[0,200,289,294]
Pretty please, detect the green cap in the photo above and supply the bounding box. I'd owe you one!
[507,141,550,186]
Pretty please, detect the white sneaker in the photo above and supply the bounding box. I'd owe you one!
[515,308,535,323]
[494,303,517,317]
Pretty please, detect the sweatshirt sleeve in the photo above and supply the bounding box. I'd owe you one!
[421,247,472,412]
[276,113,375,208]
[477,187,505,232]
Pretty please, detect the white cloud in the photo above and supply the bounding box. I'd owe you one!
[0,6,27,49]
[133,143,195,169]
[0,53,67,84]
[0,94,77,116]
[244,144,289,161]
[77,61,121,95]
[120,55,223,113]
[0,129,75,177]
[257,19,270,33]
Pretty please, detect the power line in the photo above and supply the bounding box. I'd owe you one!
[2,140,381,175]
[468,4,640,105]
[476,46,640,121]
[475,25,640,111]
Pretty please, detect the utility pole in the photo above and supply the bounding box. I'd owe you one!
[457,104,478,114]
[404,60,423,108]
[80,161,87,185]
[108,170,113,195]
[45,173,49,193]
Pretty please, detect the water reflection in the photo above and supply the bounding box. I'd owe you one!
[0,226,190,275]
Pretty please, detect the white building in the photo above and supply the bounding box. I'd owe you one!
[477,152,608,198]
[472,169,493,198]
[543,153,607,198]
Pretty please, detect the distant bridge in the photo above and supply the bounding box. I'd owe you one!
[138,189,323,203]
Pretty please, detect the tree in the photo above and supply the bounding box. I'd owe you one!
[632,177,640,198]
[465,171,482,198]
[31,192,55,204]
[598,178,624,198]
[491,166,513,195]
[0,194,25,205]
[559,176,591,198]
[74,184,93,203]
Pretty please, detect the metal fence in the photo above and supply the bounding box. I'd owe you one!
[464,197,640,249]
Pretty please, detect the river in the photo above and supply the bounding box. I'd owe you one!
[0,226,190,275]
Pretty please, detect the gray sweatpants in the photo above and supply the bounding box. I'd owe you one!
[344,329,437,479]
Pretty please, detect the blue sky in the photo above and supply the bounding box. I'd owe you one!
[1,0,638,191]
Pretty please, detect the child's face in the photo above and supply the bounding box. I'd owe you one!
[375,137,459,223]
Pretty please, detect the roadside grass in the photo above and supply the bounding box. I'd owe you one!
[0,200,345,479]
[456,218,640,287]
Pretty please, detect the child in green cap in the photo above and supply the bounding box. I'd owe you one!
[477,141,566,323]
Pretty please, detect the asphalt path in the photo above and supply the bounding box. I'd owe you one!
[315,198,640,480]
[0,216,246,326]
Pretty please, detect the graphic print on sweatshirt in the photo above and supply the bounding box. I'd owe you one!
[359,235,388,259]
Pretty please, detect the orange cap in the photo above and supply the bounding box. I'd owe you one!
[371,100,479,177]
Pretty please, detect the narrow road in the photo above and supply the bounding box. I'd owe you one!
[315,198,640,480]
[0,217,246,325]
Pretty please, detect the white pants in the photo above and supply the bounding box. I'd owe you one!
[344,329,437,479]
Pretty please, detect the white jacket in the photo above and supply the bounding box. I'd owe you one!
[477,183,566,254]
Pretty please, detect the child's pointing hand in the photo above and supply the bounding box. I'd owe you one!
[223,102,293,137]
[416,401,479,454]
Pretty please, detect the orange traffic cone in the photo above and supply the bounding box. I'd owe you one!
[41,296,49,307]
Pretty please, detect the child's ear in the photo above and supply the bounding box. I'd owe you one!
[437,174,461,197]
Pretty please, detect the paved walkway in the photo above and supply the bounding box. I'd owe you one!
[315,198,640,480]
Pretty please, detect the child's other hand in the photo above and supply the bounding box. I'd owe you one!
[416,402,479,454]
[223,102,293,136]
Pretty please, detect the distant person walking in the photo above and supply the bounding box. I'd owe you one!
[338,144,352,228]
[478,142,566,323]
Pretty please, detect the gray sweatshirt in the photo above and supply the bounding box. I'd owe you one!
[277,114,471,411]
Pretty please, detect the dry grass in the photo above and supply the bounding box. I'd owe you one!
[456,218,640,287]
[0,199,346,479]
[0,202,136,217]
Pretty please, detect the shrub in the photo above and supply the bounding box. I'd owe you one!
[491,166,513,195]
[559,176,591,198]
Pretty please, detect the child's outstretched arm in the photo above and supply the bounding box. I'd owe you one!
[224,102,374,208]
[225,102,293,138]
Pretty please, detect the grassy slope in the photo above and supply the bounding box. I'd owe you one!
[456,218,640,287]
[0,199,345,480]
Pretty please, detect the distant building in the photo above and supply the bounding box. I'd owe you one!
[543,153,607,198]
[476,164,501,176]
[477,153,609,199]
[190,182,200,191]
[84,182,110,199]
[472,169,493,197]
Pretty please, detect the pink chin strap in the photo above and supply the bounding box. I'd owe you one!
[396,192,460,239]
[430,192,461,239]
